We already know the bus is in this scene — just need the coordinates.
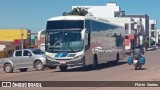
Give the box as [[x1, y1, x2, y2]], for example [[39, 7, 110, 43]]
[[44, 16, 125, 71]]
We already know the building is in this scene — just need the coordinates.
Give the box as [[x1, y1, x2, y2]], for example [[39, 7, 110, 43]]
[[72, 2, 140, 49], [156, 29, 160, 43], [73, 2, 153, 49], [149, 19, 157, 45], [123, 14, 150, 38], [0, 29, 31, 49], [104, 17, 136, 49], [72, 2, 124, 18]]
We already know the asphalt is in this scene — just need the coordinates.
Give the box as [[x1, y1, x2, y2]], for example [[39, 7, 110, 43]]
[[1, 50, 160, 90]]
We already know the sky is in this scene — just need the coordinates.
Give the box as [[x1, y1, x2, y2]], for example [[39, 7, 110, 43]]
[[0, 0, 160, 32]]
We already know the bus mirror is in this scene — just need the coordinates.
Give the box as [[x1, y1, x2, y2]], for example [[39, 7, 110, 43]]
[[81, 29, 86, 39]]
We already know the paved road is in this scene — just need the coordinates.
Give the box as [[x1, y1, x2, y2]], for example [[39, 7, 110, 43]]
[[1, 50, 160, 90]]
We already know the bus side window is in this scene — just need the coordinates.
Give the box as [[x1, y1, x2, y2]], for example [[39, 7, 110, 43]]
[[85, 31, 90, 50], [88, 33, 90, 45], [85, 32, 88, 45]]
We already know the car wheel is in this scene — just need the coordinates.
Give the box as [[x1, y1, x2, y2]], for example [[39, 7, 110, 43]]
[[4, 63, 13, 73], [59, 66, 68, 72], [19, 68, 28, 72], [34, 61, 45, 71]]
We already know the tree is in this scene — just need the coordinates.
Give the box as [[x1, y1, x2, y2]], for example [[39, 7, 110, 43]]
[[62, 12, 68, 16], [63, 7, 88, 16], [143, 38, 155, 47]]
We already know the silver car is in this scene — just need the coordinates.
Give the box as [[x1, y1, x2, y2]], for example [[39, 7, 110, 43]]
[[0, 49, 46, 73]]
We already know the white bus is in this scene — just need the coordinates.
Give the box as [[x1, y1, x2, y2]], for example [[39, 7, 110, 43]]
[[44, 16, 125, 71]]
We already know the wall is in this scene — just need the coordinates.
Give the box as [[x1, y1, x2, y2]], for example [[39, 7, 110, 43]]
[[72, 2, 121, 18], [0, 29, 29, 42]]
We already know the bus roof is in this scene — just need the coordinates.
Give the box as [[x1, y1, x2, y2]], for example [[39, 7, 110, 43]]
[[47, 16, 123, 28], [47, 16, 85, 21]]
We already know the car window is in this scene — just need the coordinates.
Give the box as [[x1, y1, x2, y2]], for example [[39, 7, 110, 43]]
[[23, 50, 31, 56], [32, 49, 44, 54], [15, 51, 22, 56]]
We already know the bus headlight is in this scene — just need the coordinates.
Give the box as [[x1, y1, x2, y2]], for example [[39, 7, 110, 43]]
[[73, 55, 83, 60]]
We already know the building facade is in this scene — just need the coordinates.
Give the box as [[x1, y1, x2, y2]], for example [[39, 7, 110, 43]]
[[0, 29, 31, 49], [72, 2, 139, 49], [72, 2, 124, 18], [104, 17, 136, 49]]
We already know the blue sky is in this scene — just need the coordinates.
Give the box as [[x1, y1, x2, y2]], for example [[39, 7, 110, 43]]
[[0, 0, 159, 32]]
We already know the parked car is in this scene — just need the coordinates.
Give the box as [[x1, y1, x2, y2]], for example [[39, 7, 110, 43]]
[[0, 48, 54, 73], [152, 45, 158, 50], [156, 43, 160, 49], [147, 47, 154, 51]]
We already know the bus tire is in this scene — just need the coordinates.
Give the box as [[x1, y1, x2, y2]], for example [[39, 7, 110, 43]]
[[111, 53, 119, 64], [59, 66, 68, 72], [115, 53, 120, 64], [93, 54, 98, 69]]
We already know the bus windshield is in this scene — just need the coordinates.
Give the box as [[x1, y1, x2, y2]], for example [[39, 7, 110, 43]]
[[46, 20, 83, 29], [46, 30, 83, 53]]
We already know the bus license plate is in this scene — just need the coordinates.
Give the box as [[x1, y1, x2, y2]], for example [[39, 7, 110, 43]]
[[60, 61, 66, 64]]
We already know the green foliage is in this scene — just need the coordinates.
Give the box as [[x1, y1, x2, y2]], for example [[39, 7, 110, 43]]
[[63, 7, 88, 16], [143, 39, 155, 47]]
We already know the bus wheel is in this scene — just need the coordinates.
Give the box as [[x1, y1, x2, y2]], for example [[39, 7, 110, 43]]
[[114, 53, 119, 64], [93, 54, 98, 69], [59, 66, 68, 72]]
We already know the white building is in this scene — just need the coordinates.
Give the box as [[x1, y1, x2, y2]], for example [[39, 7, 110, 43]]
[[104, 17, 136, 34], [72, 2, 124, 18], [72, 2, 138, 49], [156, 29, 160, 43], [104, 17, 136, 49], [123, 14, 149, 38], [149, 19, 157, 43]]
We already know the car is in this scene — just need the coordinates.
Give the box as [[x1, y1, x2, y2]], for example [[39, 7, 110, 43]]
[[0, 48, 56, 73], [152, 45, 158, 50], [147, 47, 154, 51]]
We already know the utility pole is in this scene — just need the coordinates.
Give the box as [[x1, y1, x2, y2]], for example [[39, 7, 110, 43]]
[[149, 26, 151, 47], [21, 27, 24, 49]]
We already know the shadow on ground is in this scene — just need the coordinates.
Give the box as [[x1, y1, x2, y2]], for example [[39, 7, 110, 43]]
[[130, 68, 148, 71], [54, 61, 127, 72]]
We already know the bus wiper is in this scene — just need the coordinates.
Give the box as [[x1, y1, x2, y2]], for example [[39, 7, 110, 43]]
[[53, 40, 62, 46], [67, 41, 75, 53]]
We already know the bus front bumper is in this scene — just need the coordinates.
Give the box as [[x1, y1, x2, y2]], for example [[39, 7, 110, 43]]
[[46, 58, 85, 67]]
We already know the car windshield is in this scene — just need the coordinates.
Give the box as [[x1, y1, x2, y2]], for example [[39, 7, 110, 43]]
[[45, 30, 83, 53], [31, 49, 45, 54]]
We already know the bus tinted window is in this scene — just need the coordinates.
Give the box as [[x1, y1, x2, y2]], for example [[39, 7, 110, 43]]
[[85, 20, 91, 32], [46, 20, 84, 29]]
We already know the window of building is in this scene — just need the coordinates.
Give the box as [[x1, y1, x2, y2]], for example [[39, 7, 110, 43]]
[[151, 24, 155, 30], [125, 24, 129, 34], [151, 32, 155, 37]]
